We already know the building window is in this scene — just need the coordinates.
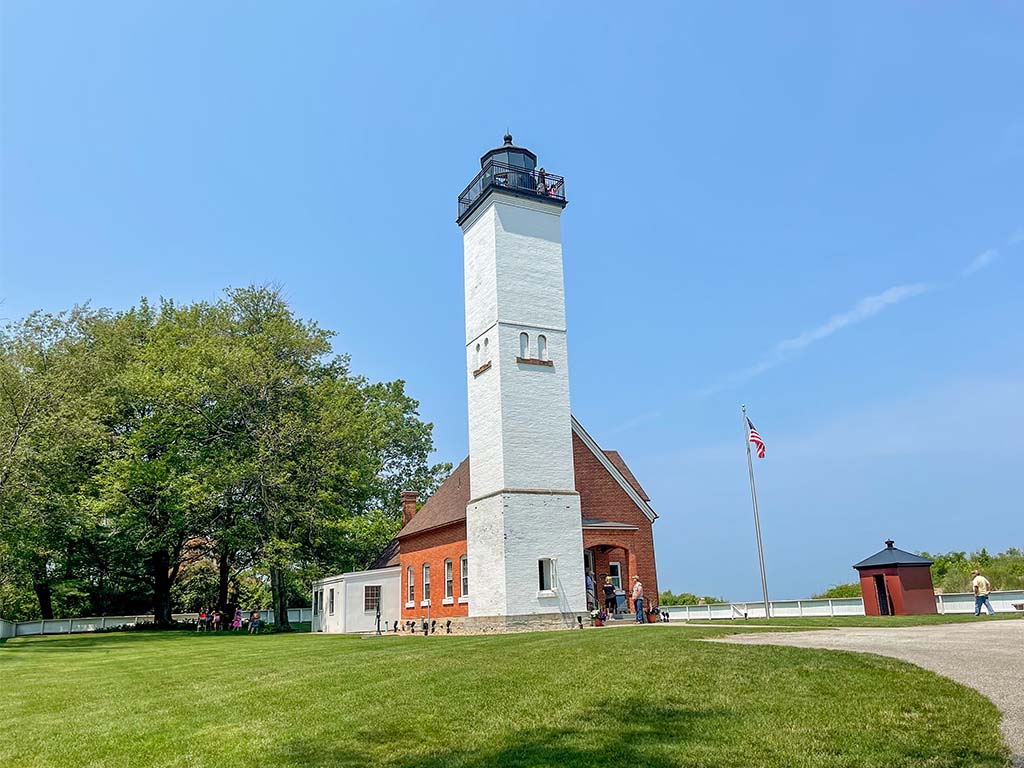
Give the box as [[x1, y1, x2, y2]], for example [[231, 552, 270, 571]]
[[313, 590, 319, 616], [483, 337, 489, 358], [475, 343, 481, 368], [538, 559, 554, 591], [537, 334, 547, 361], [609, 561, 622, 590], [460, 555, 469, 596], [445, 559, 454, 599], [423, 564, 431, 601], [407, 566, 414, 603], [364, 585, 381, 613], [328, 588, 335, 615], [519, 332, 530, 358], [318, 590, 324, 614]]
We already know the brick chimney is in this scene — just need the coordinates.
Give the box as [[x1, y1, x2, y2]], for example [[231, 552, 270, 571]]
[[401, 490, 418, 525]]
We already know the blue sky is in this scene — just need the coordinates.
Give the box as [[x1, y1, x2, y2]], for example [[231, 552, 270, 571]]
[[2, 3, 1022, 600]]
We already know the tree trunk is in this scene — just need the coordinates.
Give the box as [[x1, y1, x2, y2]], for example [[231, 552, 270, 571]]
[[217, 545, 230, 611], [33, 580, 54, 620], [151, 550, 173, 627], [270, 565, 291, 631]]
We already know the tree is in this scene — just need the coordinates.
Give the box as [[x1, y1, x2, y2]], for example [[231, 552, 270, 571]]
[[0, 308, 114, 618]]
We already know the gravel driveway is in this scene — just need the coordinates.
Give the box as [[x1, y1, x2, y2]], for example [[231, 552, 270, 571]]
[[715, 620, 1024, 767]]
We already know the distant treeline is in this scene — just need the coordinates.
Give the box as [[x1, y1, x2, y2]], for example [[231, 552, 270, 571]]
[[0, 286, 449, 626], [813, 547, 1024, 599], [658, 590, 728, 606]]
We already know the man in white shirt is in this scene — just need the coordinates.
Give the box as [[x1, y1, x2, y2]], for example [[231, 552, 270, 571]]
[[631, 576, 645, 624], [971, 570, 995, 616]]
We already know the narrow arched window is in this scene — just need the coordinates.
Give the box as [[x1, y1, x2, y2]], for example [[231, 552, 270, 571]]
[[519, 332, 529, 359], [475, 343, 481, 368], [483, 337, 489, 360], [537, 334, 547, 361]]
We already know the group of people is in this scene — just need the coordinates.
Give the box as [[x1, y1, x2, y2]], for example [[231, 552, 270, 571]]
[[585, 571, 653, 624], [195, 608, 261, 633]]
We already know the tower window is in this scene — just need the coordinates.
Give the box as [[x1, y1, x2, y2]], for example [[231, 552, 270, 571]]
[[519, 332, 530, 358], [538, 559, 555, 592], [475, 343, 481, 368], [483, 337, 489, 358], [537, 335, 547, 361]]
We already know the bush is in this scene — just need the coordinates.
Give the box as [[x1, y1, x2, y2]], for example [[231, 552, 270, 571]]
[[812, 583, 862, 599]]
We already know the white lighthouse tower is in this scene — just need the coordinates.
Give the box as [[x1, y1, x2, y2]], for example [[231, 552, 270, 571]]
[[458, 135, 586, 623]]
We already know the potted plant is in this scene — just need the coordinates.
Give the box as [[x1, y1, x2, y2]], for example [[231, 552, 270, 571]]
[[591, 608, 608, 627], [646, 605, 660, 623]]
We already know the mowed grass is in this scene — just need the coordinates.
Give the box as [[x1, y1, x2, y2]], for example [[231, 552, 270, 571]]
[[676, 613, 1024, 628], [0, 625, 1010, 768]]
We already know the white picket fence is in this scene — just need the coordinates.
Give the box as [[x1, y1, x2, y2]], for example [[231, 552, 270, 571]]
[[1, 608, 316, 638], [663, 590, 1024, 621]]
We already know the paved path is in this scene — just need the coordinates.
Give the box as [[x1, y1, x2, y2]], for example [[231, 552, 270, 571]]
[[715, 621, 1024, 767]]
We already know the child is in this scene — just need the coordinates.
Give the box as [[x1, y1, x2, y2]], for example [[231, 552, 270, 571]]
[[197, 609, 207, 632], [232, 610, 242, 631], [248, 611, 261, 634]]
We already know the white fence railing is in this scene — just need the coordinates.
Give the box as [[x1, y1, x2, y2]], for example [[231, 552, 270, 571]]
[[663, 590, 1024, 621], [1, 608, 315, 638]]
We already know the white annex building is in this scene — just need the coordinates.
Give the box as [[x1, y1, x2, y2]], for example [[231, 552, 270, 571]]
[[313, 137, 659, 633]]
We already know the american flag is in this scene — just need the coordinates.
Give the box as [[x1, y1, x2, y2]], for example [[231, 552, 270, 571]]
[[747, 418, 765, 459]]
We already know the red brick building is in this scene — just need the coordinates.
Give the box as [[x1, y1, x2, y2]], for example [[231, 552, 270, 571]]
[[371, 417, 659, 621]]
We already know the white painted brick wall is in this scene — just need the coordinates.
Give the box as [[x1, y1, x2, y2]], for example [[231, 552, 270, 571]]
[[461, 188, 585, 619]]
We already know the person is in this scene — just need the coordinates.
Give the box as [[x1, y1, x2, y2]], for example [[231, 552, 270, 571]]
[[232, 609, 242, 631], [197, 609, 207, 632], [632, 576, 645, 624], [248, 610, 261, 634], [212, 610, 221, 632], [536, 167, 547, 193], [971, 569, 995, 616], [585, 572, 596, 611], [602, 576, 617, 616]]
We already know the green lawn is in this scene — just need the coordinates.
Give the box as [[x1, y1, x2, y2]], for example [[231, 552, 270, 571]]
[[0, 625, 1010, 768], [675, 613, 1023, 628]]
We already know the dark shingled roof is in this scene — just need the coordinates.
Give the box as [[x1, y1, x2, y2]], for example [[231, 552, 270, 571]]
[[853, 540, 933, 570], [368, 537, 400, 569], [396, 458, 471, 539]]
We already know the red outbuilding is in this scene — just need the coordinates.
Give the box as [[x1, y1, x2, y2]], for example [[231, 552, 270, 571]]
[[853, 539, 936, 616]]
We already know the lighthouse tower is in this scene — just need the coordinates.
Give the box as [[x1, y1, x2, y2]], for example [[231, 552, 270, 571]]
[[457, 136, 586, 622]]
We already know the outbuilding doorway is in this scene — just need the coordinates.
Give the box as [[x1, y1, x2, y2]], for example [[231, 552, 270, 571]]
[[873, 575, 891, 616]]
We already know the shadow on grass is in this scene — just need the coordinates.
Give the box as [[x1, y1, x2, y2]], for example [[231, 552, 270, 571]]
[[271, 698, 731, 768], [0, 630, 289, 652]]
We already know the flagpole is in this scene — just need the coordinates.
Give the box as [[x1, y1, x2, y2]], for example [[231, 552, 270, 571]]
[[742, 404, 771, 620]]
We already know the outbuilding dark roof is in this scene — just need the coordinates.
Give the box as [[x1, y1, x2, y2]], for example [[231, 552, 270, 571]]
[[853, 540, 933, 570]]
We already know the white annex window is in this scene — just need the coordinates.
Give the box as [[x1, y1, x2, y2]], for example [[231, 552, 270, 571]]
[[519, 331, 530, 358], [364, 585, 381, 613], [313, 590, 319, 616], [460, 555, 469, 596], [537, 334, 547, 361], [328, 588, 335, 615], [318, 590, 324, 614], [609, 562, 622, 590], [444, 559, 454, 599], [423, 564, 431, 601], [538, 558, 555, 592], [407, 566, 414, 602]]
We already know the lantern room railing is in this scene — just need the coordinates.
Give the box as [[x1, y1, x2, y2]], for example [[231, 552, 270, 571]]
[[457, 160, 566, 222]]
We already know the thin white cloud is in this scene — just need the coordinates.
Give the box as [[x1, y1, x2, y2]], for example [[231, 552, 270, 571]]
[[1009, 228, 1024, 246], [695, 283, 931, 396], [962, 248, 998, 276], [775, 284, 931, 354]]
